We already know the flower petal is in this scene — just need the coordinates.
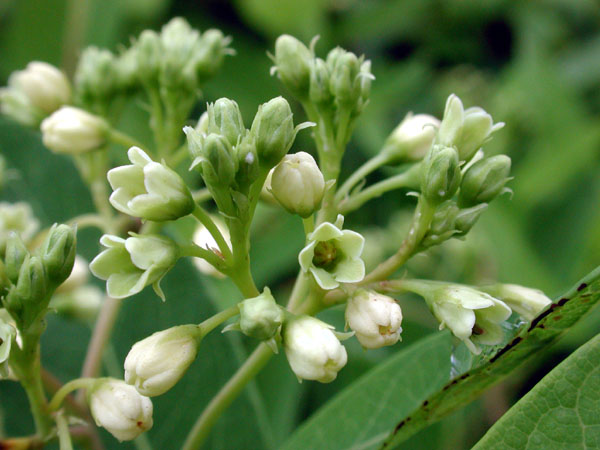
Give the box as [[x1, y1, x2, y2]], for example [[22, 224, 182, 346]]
[[336, 230, 364, 258], [332, 257, 365, 284], [309, 267, 339, 290], [309, 222, 343, 242]]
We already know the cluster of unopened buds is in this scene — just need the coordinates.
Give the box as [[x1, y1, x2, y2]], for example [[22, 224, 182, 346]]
[[0, 19, 553, 447]]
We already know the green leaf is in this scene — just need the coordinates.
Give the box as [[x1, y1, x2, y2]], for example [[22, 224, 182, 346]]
[[381, 265, 600, 449], [281, 331, 453, 450], [473, 333, 600, 450]]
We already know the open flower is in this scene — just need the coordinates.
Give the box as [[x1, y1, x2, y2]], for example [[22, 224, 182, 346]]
[[89, 234, 179, 300], [299, 215, 365, 290], [345, 290, 403, 349], [283, 315, 347, 383], [108, 147, 194, 222], [407, 282, 512, 354]]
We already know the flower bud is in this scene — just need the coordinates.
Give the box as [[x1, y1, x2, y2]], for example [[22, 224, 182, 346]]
[[309, 58, 332, 107], [74, 47, 120, 105], [274, 35, 312, 99], [382, 113, 440, 162], [40, 223, 76, 285], [238, 287, 284, 341], [459, 155, 511, 207], [187, 131, 238, 188], [0, 202, 39, 255], [124, 324, 200, 397], [329, 51, 361, 106], [195, 111, 209, 134], [270, 152, 325, 218], [88, 378, 153, 441], [90, 233, 179, 300], [283, 315, 347, 383], [10, 62, 71, 114], [437, 94, 464, 148], [194, 29, 231, 82], [251, 97, 295, 167], [346, 290, 403, 349], [207, 98, 245, 147], [5, 233, 29, 284], [480, 283, 552, 322], [420, 201, 459, 248], [235, 134, 260, 187], [421, 145, 461, 204], [454, 203, 488, 236], [108, 147, 194, 221], [135, 30, 162, 86], [41, 107, 108, 155], [6, 255, 49, 330]]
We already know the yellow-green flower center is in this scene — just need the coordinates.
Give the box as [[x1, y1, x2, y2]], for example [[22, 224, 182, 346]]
[[313, 241, 339, 270]]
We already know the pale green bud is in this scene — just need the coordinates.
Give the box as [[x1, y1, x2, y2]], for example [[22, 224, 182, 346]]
[[454, 203, 488, 236], [195, 111, 209, 134], [40, 223, 76, 285], [309, 58, 332, 107], [74, 47, 119, 105], [382, 113, 440, 162], [9, 62, 71, 114], [55, 255, 88, 294], [135, 30, 162, 85], [6, 255, 49, 330], [480, 283, 552, 322], [0, 202, 39, 255], [274, 35, 312, 99], [346, 290, 402, 349], [160, 17, 198, 53], [270, 151, 325, 218], [421, 145, 461, 204], [251, 97, 295, 167], [357, 60, 373, 111], [89, 233, 179, 300], [459, 155, 511, 207], [421, 201, 459, 248], [41, 107, 109, 155], [283, 315, 347, 383], [235, 134, 259, 188], [108, 147, 194, 222], [194, 29, 231, 82], [238, 287, 284, 341], [207, 98, 245, 147], [329, 51, 361, 106], [187, 131, 238, 188], [88, 378, 153, 441], [4, 233, 29, 283], [124, 324, 200, 397], [437, 94, 464, 147], [455, 107, 503, 162]]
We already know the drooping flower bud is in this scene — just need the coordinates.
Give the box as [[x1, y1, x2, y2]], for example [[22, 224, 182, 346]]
[[459, 155, 511, 207], [124, 324, 200, 397], [10, 62, 71, 114], [40, 223, 76, 285], [89, 234, 179, 300], [299, 215, 365, 290], [345, 290, 403, 349], [480, 283, 552, 322], [283, 315, 347, 383], [251, 97, 295, 168], [421, 145, 461, 204], [270, 152, 325, 218], [108, 147, 194, 221], [88, 378, 153, 441], [41, 106, 108, 155], [382, 113, 440, 162], [207, 98, 246, 147], [273, 35, 312, 99], [237, 287, 284, 341]]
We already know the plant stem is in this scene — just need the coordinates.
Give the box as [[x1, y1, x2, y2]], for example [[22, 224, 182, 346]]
[[338, 163, 422, 214], [49, 378, 96, 412], [108, 129, 147, 153], [192, 188, 213, 204], [192, 205, 233, 262], [302, 215, 315, 236], [334, 153, 389, 204], [55, 410, 74, 450], [61, 0, 90, 76], [360, 197, 435, 284], [199, 306, 239, 336], [181, 343, 273, 450], [77, 296, 121, 403]]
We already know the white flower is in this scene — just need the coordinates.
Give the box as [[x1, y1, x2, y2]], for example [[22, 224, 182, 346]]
[[192, 219, 230, 278], [124, 325, 199, 397], [298, 215, 365, 290], [11, 62, 71, 113], [346, 290, 403, 349], [41, 106, 107, 154], [283, 315, 347, 383], [270, 151, 325, 217], [384, 113, 440, 161], [108, 147, 194, 221], [480, 283, 552, 322], [88, 379, 153, 441]]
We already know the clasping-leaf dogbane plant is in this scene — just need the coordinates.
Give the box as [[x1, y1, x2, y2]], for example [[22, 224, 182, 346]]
[[0, 18, 588, 450]]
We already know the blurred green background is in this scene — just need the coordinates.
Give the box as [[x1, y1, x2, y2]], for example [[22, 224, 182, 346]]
[[0, 0, 599, 449]]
